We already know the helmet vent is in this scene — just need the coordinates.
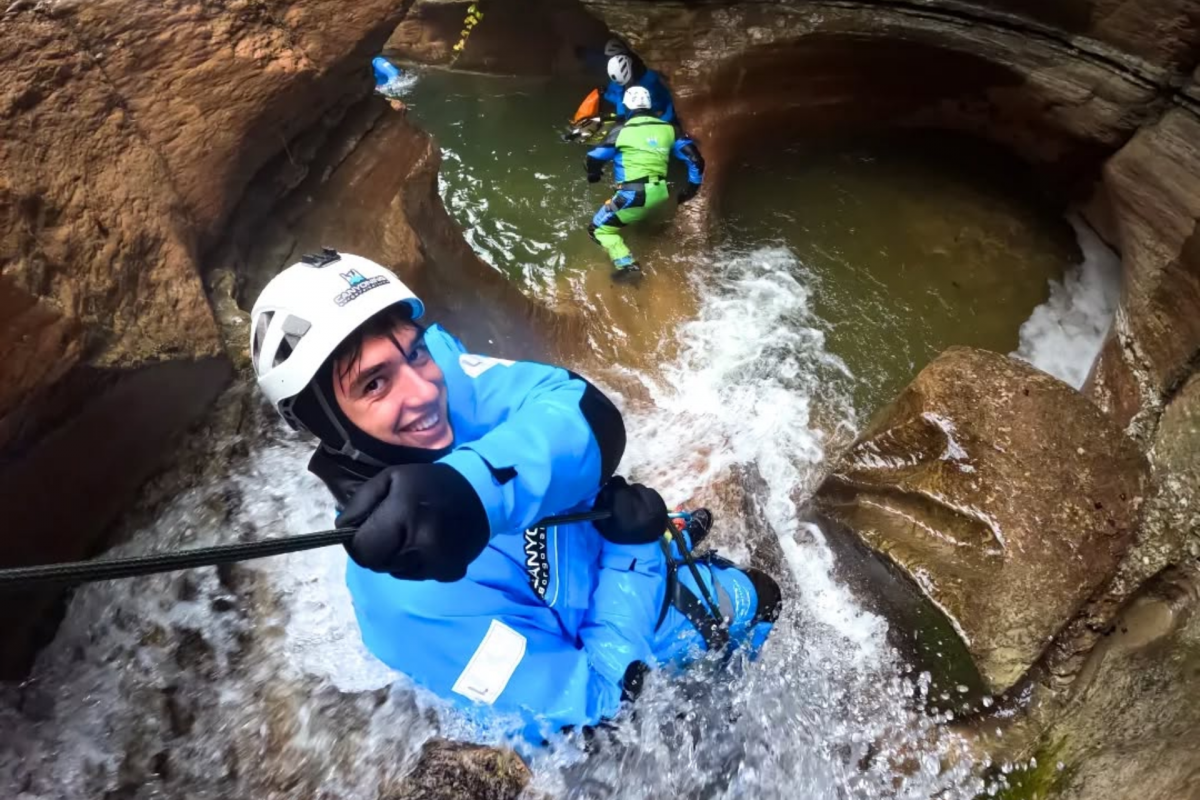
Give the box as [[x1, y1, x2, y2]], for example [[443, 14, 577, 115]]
[[252, 311, 274, 363], [274, 336, 294, 367]]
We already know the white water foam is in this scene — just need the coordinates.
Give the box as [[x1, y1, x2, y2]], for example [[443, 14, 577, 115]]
[[526, 247, 982, 798], [1013, 215, 1121, 388], [229, 441, 400, 693], [615, 246, 878, 646], [375, 71, 419, 101]]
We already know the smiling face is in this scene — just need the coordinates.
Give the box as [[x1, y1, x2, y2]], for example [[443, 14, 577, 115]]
[[331, 319, 453, 450]]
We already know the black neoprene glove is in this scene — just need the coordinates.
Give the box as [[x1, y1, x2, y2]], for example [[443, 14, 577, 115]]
[[676, 182, 701, 204], [591, 476, 669, 545], [587, 172, 603, 184], [337, 463, 489, 582]]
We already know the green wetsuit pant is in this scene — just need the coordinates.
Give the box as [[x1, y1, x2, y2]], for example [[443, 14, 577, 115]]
[[588, 178, 670, 268]]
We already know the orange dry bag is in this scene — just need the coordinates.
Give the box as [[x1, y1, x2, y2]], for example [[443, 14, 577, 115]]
[[571, 89, 601, 125]]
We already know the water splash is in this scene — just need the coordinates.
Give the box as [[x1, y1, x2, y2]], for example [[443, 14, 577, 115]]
[[523, 246, 983, 798], [1013, 215, 1121, 388], [375, 70, 419, 101], [0, 247, 986, 800]]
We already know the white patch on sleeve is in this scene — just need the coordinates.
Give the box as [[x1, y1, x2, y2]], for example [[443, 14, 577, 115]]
[[459, 353, 515, 378], [451, 620, 527, 705]]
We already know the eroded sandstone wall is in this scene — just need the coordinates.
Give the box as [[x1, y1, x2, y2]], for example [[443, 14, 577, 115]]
[[0, 0, 414, 677]]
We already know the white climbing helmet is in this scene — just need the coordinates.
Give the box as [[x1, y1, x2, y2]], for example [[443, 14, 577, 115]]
[[623, 85, 652, 111], [249, 249, 425, 429], [607, 54, 634, 86], [604, 37, 630, 57]]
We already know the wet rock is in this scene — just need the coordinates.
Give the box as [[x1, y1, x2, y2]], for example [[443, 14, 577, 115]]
[[162, 686, 196, 738], [1047, 368, 1200, 678], [1141, 371, 1200, 571], [386, 739, 530, 800], [387, 0, 607, 75], [172, 628, 218, 682], [1086, 109, 1200, 430], [1, 0, 412, 678], [813, 347, 1149, 694], [985, 564, 1200, 800]]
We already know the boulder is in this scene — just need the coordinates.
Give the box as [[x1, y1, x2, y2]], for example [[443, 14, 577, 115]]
[[814, 347, 1148, 694], [988, 564, 1200, 800]]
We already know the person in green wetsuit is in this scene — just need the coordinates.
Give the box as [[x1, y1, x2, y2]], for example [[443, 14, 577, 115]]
[[586, 86, 706, 279]]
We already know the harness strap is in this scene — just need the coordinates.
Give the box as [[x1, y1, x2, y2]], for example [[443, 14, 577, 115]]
[[654, 540, 733, 652], [671, 579, 731, 652], [619, 176, 665, 191]]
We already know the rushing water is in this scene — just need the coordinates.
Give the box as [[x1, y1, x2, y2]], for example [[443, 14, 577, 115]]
[[0, 68, 1121, 799]]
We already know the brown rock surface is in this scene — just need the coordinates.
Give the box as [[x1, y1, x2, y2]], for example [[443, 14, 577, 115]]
[[0, 0, 412, 677], [386, 739, 530, 800], [1048, 564, 1200, 800], [814, 348, 1149, 693], [575, 0, 1166, 211], [0, 14, 223, 439], [1087, 108, 1200, 428], [975, 564, 1200, 800], [1, 13, 232, 675], [582, 0, 1200, 77], [1041, 363, 1200, 682], [386, 0, 606, 75], [56, 0, 416, 247], [1143, 372, 1200, 563]]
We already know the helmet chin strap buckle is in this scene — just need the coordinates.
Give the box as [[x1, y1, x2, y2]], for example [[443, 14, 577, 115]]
[[337, 442, 387, 468]]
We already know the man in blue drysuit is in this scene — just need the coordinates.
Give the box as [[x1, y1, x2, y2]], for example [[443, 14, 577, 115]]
[[603, 52, 676, 123], [249, 249, 781, 745]]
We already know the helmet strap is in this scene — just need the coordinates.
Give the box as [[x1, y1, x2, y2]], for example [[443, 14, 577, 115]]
[[311, 379, 388, 468]]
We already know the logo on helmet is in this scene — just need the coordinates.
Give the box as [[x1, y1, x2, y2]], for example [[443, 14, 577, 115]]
[[333, 270, 389, 307]]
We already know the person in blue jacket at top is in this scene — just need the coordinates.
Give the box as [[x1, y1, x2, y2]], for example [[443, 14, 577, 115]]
[[603, 52, 676, 123], [249, 249, 781, 746], [372, 55, 409, 112]]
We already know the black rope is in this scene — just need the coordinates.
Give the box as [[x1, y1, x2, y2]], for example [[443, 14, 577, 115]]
[[0, 509, 613, 590]]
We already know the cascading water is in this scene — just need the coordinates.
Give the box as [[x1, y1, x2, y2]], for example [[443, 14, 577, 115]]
[[1012, 215, 1122, 389], [0, 69, 1119, 800], [0, 247, 988, 800]]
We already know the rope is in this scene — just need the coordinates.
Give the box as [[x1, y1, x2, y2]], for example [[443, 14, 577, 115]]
[[0, 509, 613, 590]]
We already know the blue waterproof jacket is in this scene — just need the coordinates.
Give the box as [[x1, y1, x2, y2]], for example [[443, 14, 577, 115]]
[[585, 115, 705, 185], [372, 56, 402, 88], [323, 326, 769, 743], [603, 69, 676, 122]]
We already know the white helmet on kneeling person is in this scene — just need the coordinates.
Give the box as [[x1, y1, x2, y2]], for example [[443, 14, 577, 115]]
[[623, 85, 652, 112], [607, 54, 634, 86]]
